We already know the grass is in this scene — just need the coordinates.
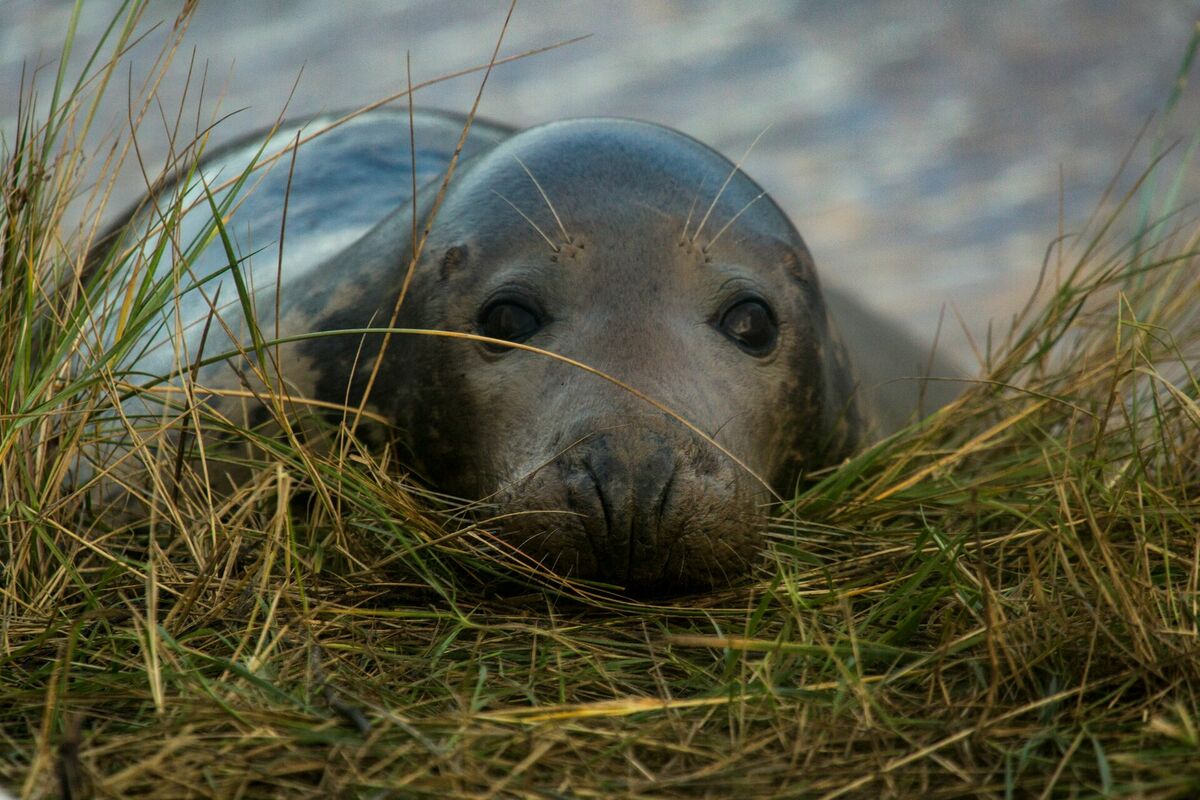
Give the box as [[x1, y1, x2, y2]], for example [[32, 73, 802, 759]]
[[2, 3, 1199, 797]]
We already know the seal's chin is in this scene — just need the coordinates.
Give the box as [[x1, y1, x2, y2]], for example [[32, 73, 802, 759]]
[[485, 431, 769, 594]]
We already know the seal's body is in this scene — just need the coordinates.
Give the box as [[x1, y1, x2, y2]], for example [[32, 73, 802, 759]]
[[95, 109, 958, 591]]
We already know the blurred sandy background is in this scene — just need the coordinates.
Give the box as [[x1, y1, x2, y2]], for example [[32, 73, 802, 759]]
[[3, 1, 1198, 364]]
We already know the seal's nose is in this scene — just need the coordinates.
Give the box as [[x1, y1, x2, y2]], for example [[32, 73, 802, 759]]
[[563, 431, 676, 587], [493, 414, 763, 593]]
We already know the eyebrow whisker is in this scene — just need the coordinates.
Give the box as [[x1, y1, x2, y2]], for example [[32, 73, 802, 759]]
[[691, 123, 772, 245], [680, 179, 704, 245], [513, 154, 572, 245], [492, 189, 560, 252], [703, 191, 765, 252]]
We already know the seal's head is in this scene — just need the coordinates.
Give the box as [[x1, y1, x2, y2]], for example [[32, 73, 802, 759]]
[[391, 119, 862, 592]]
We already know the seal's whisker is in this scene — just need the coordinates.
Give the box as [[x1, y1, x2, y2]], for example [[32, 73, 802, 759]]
[[680, 180, 705, 244], [710, 409, 748, 441], [703, 191, 766, 252], [691, 123, 772, 244], [512, 154, 571, 245], [491, 189, 559, 252]]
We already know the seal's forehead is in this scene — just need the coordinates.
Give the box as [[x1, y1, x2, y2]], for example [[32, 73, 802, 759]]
[[443, 118, 802, 248]]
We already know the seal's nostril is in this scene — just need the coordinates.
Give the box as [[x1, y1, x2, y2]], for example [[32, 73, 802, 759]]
[[579, 451, 636, 585]]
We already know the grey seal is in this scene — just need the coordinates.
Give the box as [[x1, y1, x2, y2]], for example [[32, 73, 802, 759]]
[[91, 108, 959, 592]]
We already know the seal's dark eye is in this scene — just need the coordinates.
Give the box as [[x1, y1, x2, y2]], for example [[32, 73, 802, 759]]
[[719, 298, 777, 355], [479, 300, 541, 350]]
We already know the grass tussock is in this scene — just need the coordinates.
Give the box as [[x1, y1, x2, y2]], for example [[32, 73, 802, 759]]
[[2, 4, 1200, 798]]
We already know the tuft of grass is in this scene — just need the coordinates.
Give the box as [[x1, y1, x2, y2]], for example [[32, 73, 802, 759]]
[[2, 3, 1199, 798]]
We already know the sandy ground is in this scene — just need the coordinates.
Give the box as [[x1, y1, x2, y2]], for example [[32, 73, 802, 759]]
[[2, 0, 1198, 365]]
